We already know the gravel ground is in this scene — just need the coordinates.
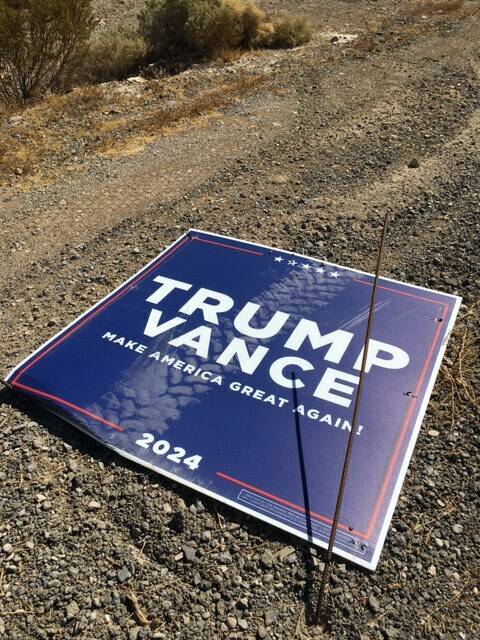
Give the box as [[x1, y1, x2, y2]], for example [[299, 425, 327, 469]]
[[1, 2, 479, 639]]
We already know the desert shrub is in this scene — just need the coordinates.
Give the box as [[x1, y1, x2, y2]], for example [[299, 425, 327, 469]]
[[269, 16, 313, 49], [86, 28, 147, 83], [138, 0, 311, 63], [0, 0, 96, 103]]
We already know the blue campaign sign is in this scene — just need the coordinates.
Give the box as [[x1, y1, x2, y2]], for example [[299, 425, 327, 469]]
[[5, 230, 461, 569]]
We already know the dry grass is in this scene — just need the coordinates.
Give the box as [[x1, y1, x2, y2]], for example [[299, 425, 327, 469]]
[[436, 300, 480, 427], [98, 74, 266, 155], [410, 0, 465, 17], [0, 74, 266, 183]]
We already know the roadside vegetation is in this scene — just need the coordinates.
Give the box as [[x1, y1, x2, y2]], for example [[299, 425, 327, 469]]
[[0, 0, 312, 103], [138, 0, 312, 65], [0, 0, 95, 102]]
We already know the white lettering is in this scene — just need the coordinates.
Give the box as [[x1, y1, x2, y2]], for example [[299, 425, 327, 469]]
[[354, 340, 410, 373], [144, 309, 186, 338], [169, 326, 212, 358], [234, 302, 289, 339], [179, 288, 234, 325], [147, 275, 192, 305], [269, 356, 314, 389], [285, 319, 353, 364], [216, 338, 269, 375], [313, 368, 359, 408]]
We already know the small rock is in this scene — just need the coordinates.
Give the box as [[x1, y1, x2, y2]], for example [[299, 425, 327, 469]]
[[238, 619, 248, 630], [88, 500, 101, 511], [163, 503, 172, 515], [257, 626, 268, 639], [368, 593, 381, 613], [15, 167, 23, 176], [271, 174, 289, 185], [226, 616, 237, 629], [201, 530, 212, 543], [66, 600, 80, 619], [428, 429, 440, 437], [117, 567, 132, 583], [278, 546, 295, 562], [182, 546, 196, 563], [260, 549, 274, 569], [428, 565, 437, 577], [2, 543, 13, 554], [408, 158, 420, 169], [264, 609, 278, 625], [129, 627, 143, 640], [452, 524, 463, 534]]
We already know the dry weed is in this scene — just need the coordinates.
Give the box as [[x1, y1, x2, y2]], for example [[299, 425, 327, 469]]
[[437, 300, 480, 426], [410, 0, 465, 17], [0, 74, 266, 181], [99, 74, 266, 154]]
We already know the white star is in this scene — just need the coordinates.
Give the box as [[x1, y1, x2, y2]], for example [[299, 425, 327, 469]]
[[316, 267, 325, 274], [301, 264, 311, 270], [288, 260, 297, 266], [330, 271, 340, 278], [274, 256, 284, 262]]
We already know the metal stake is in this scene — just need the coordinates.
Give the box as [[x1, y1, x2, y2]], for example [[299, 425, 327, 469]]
[[314, 213, 389, 623]]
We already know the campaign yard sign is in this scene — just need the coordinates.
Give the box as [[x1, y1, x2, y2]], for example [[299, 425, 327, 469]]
[[5, 230, 461, 569]]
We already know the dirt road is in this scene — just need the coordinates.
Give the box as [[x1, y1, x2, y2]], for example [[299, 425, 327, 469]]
[[1, 2, 479, 639]]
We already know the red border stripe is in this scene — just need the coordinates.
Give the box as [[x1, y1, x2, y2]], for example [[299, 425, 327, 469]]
[[192, 236, 264, 256], [366, 302, 449, 536], [353, 278, 449, 306], [13, 382, 124, 432], [216, 471, 367, 538]]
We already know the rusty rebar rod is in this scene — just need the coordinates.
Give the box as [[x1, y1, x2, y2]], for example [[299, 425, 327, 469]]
[[314, 213, 389, 623]]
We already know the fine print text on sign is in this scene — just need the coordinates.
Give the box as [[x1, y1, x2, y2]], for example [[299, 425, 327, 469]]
[[6, 230, 461, 569]]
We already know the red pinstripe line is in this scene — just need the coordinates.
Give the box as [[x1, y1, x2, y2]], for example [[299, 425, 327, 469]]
[[12, 236, 191, 384], [354, 278, 448, 306], [366, 303, 449, 537], [216, 471, 368, 538], [192, 236, 264, 256], [12, 382, 124, 432]]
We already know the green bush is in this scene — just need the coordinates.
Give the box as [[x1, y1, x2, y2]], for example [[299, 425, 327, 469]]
[[0, 0, 96, 102], [138, 0, 311, 63], [86, 28, 147, 83]]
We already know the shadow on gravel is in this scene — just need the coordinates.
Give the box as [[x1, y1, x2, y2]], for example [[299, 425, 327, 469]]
[[0, 383, 369, 627], [289, 374, 374, 627]]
